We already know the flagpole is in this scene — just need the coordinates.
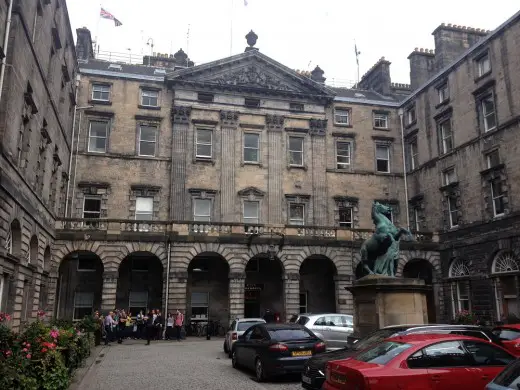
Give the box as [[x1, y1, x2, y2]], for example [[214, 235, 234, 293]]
[[229, 0, 234, 56], [95, 3, 102, 55]]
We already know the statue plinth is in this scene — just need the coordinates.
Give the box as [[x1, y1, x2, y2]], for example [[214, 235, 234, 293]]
[[347, 275, 429, 339]]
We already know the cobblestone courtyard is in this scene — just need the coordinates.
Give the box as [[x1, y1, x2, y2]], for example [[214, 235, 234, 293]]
[[77, 339, 302, 390]]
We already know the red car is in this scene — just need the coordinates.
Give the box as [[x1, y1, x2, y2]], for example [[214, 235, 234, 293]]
[[323, 334, 516, 390], [493, 324, 520, 356]]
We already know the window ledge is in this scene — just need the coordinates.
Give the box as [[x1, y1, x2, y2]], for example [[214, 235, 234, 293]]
[[480, 163, 505, 176], [242, 161, 263, 167], [333, 123, 353, 128], [138, 105, 161, 111], [435, 98, 450, 109], [439, 182, 459, 192], [482, 127, 500, 138], [474, 71, 492, 83], [404, 120, 417, 130], [374, 171, 392, 175], [287, 164, 307, 171], [373, 127, 390, 131], [88, 99, 112, 106], [194, 157, 215, 165], [136, 154, 159, 160]]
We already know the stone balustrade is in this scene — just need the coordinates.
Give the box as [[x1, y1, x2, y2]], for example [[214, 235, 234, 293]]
[[54, 218, 437, 243]]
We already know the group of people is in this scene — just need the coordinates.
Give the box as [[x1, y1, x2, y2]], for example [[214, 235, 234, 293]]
[[97, 309, 184, 346]]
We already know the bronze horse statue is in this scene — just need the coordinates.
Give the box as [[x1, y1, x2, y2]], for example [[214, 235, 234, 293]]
[[360, 201, 413, 276]]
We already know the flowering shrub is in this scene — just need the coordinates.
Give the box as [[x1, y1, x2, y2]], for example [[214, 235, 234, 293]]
[[0, 311, 95, 390], [455, 310, 477, 324]]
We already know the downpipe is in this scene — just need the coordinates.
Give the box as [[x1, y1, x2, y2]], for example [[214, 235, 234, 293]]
[[64, 76, 80, 217], [399, 109, 411, 230], [164, 238, 171, 339], [0, 0, 14, 103]]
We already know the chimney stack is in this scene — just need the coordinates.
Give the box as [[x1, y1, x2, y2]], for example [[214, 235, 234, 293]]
[[408, 48, 435, 90], [75, 27, 94, 61], [357, 57, 392, 95], [310, 66, 326, 84], [432, 23, 489, 70]]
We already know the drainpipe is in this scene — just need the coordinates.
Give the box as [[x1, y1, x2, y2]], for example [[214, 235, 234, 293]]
[[0, 0, 14, 103], [163, 238, 171, 337], [64, 75, 81, 218], [398, 108, 410, 230]]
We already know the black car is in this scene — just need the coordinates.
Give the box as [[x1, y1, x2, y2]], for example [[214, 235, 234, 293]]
[[301, 323, 504, 390], [231, 323, 326, 382]]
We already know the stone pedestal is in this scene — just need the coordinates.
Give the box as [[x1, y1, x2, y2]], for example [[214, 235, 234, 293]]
[[347, 275, 429, 338]]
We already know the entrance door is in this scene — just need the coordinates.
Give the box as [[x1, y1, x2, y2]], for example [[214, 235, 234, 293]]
[[245, 289, 260, 318]]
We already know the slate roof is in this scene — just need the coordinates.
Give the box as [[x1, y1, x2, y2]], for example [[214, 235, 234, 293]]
[[331, 87, 408, 106], [78, 58, 167, 82]]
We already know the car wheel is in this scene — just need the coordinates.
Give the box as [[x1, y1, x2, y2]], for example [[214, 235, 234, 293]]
[[223, 340, 228, 353], [255, 358, 267, 382], [228, 348, 233, 359], [231, 350, 239, 369]]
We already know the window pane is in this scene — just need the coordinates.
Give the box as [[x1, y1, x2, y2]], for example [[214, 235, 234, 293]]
[[139, 141, 156, 156], [197, 129, 212, 144], [337, 141, 350, 156], [90, 121, 108, 137], [422, 341, 471, 367], [196, 144, 212, 157], [136, 197, 153, 212], [194, 199, 211, 219], [463, 340, 514, 366], [243, 201, 259, 219], [355, 341, 412, 365], [140, 126, 157, 142], [289, 151, 303, 165], [74, 292, 94, 307], [376, 145, 389, 159], [289, 137, 303, 151], [268, 328, 314, 341], [244, 149, 258, 162], [339, 207, 352, 227], [377, 160, 389, 173], [84, 198, 101, 212], [244, 133, 259, 148], [191, 292, 209, 305]]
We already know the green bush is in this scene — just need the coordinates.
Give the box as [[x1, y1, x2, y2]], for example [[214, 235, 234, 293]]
[[0, 311, 94, 390]]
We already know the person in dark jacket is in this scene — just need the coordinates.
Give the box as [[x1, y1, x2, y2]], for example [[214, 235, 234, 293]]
[[145, 310, 156, 345], [155, 310, 164, 340], [263, 309, 275, 323]]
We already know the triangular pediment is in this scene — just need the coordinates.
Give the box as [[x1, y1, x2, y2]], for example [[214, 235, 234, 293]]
[[166, 50, 335, 98]]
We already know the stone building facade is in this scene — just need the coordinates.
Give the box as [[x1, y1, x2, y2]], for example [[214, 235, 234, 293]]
[[403, 12, 520, 323], [0, 0, 78, 330], [46, 28, 441, 328]]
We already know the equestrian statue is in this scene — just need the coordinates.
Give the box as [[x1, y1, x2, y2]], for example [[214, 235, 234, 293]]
[[360, 201, 413, 277]]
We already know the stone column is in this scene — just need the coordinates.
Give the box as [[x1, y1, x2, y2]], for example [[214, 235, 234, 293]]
[[101, 271, 118, 311], [171, 106, 192, 220], [266, 115, 284, 224], [310, 119, 328, 225], [220, 111, 239, 222], [170, 271, 188, 314], [229, 272, 245, 321], [284, 272, 300, 321], [335, 274, 354, 314]]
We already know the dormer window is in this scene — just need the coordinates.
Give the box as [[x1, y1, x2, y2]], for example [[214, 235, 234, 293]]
[[108, 63, 122, 71]]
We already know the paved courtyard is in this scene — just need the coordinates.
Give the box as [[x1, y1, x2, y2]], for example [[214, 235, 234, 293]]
[[77, 338, 302, 390]]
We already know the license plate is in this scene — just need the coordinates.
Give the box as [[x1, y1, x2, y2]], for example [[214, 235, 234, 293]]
[[302, 374, 312, 384], [292, 350, 312, 357], [332, 373, 346, 384]]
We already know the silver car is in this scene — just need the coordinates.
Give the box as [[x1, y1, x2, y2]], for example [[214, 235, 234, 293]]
[[223, 318, 265, 357], [295, 313, 353, 350]]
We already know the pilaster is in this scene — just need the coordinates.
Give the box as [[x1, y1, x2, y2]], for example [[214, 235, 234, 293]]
[[266, 114, 284, 224], [170, 271, 188, 313], [310, 119, 328, 225], [101, 271, 118, 311], [220, 111, 239, 222], [334, 274, 354, 314], [171, 106, 192, 220], [229, 272, 245, 321], [284, 272, 300, 320]]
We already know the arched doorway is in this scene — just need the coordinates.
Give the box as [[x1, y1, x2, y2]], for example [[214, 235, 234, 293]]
[[187, 252, 229, 326], [56, 250, 103, 320], [491, 251, 520, 323], [29, 235, 38, 266], [116, 252, 163, 316], [403, 259, 436, 322], [299, 255, 337, 313], [244, 254, 284, 319]]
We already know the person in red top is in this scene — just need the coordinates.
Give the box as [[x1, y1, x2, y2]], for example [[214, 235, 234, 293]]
[[174, 310, 184, 341]]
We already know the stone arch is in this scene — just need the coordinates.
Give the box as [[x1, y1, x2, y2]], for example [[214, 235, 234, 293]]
[[299, 254, 338, 313], [294, 246, 343, 273], [489, 250, 520, 322], [52, 241, 106, 277], [396, 251, 442, 282], [172, 242, 233, 273], [29, 235, 39, 266], [239, 244, 287, 274], [490, 250, 520, 275], [112, 242, 168, 270]]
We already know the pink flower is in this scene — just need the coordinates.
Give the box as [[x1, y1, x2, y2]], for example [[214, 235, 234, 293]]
[[50, 329, 59, 339], [41, 348, 48, 353], [6, 350, 12, 356], [22, 348, 28, 352], [26, 343, 30, 348], [26, 354, 31, 359]]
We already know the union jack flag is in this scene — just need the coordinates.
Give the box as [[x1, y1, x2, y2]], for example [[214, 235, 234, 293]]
[[100, 8, 122, 27]]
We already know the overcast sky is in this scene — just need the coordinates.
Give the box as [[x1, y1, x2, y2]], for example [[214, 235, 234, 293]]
[[66, 1, 519, 88]]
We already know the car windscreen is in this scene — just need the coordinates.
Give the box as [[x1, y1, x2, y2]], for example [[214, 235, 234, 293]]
[[297, 316, 310, 326], [353, 329, 403, 351], [493, 327, 520, 341], [268, 328, 315, 341], [237, 321, 263, 331], [354, 341, 412, 365], [493, 359, 520, 387]]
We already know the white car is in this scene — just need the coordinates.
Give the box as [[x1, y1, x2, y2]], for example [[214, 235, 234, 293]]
[[223, 318, 265, 357]]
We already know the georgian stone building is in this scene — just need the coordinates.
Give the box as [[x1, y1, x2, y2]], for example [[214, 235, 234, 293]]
[[48, 28, 441, 327], [0, 1, 78, 330], [403, 12, 520, 323]]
